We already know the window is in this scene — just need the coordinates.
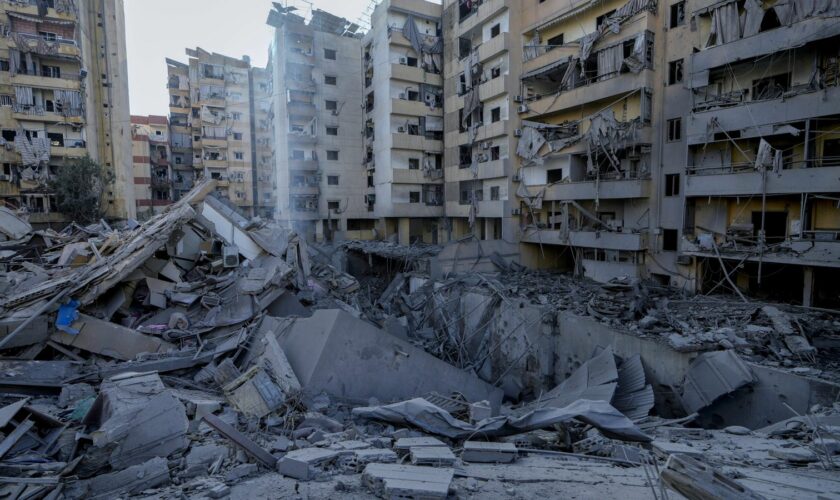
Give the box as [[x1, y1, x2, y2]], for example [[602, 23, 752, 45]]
[[546, 34, 564, 47], [0, 95, 11, 107], [367, 175, 374, 187], [325, 100, 337, 111], [155, 130, 162, 136], [408, 158, 420, 170], [490, 23, 501, 38], [325, 75, 337, 85], [596, 10, 616, 29], [491, 107, 501, 123], [291, 150, 304, 160], [327, 200, 340, 211], [666, 118, 681, 142], [752, 73, 790, 100], [231, 112, 242, 120], [491, 66, 501, 79], [175, 156, 182, 165], [327, 150, 339, 160], [406, 56, 418, 67], [670, 1, 685, 28], [39, 31, 57, 41], [0, 60, 8, 72], [665, 173, 680, 196], [326, 126, 338, 136], [663, 229, 679, 251], [194, 135, 200, 141], [327, 175, 339, 185], [409, 191, 420, 203], [324, 48, 337, 60], [1, 130, 15, 141], [42, 65, 60, 78], [233, 132, 243, 140], [490, 186, 500, 200], [490, 146, 500, 161], [234, 152, 244, 160], [668, 59, 683, 85], [47, 132, 63, 147]]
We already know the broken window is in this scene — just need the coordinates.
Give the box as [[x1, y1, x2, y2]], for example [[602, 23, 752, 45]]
[[42, 65, 61, 78], [0, 59, 8, 72], [491, 66, 501, 79], [490, 186, 500, 200], [752, 73, 790, 101], [326, 126, 338, 136], [547, 34, 564, 47], [459, 145, 472, 168], [670, 1, 685, 28], [491, 107, 501, 123], [324, 48, 337, 60], [328, 200, 340, 211], [325, 75, 337, 85], [665, 173, 680, 196], [666, 118, 681, 142], [327, 175, 339, 185], [325, 100, 337, 111], [668, 59, 683, 85], [596, 10, 616, 29], [409, 191, 420, 203], [409, 158, 420, 170], [47, 132, 63, 147], [327, 150, 339, 160], [490, 146, 500, 161], [234, 152, 244, 160], [233, 132, 243, 140], [490, 24, 501, 38]]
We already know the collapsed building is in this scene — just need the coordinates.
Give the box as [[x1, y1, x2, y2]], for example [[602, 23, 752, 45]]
[[0, 179, 838, 498]]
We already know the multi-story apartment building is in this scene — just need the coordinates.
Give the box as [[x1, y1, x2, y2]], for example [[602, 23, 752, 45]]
[[676, 0, 840, 307], [130, 115, 172, 218], [442, 0, 520, 242], [363, 0, 446, 245], [251, 66, 275, 218], [0, 0, 133, 224], [165, 57, 195, 202], [165, 48, 261, 216], [267, 7, 376, 241]]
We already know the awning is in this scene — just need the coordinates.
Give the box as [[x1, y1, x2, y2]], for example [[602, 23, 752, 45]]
[[521, 56, 572, 80], [7, 11, 77, 25]]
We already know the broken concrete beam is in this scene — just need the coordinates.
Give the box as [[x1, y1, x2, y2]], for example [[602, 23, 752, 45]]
[[83, 372, 188, 469], [769, 447, 819, 463], [223, 365, 286, 418], [298, 412, 343, 433], [225, 463, 258, 482], [361, 463, 453, 499], [201, 413, 277, 468], [409, 446, 456, 466], [0, 316, 50, 349], [51, 313, 174, 361], [461, 441, 517, 463], [651, 440, 704, 460], [660, 454, 765, 500], [276, 448, 339, 481], [279, 309, 503, 410]]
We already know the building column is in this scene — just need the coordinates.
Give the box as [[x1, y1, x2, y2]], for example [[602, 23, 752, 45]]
[[398, 218, 411, 246], [315, 219, 324, 243], [802, 266, 814, 307]]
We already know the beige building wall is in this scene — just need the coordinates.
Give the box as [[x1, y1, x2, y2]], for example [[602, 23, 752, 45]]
[[0, 0, 134, 225]]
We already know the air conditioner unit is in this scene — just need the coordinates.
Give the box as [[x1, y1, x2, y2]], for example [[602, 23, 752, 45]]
[[512, 173, 522, 182], [514, 128, 522, 137], [513, 95, 523, 103], [222, 245, 240, 268], [511, 208, 521, 215], [517, 104, 529, 113], [481, 142, 490, 150], [399, 92, 407, 99], [397, 126, 406, 133], [399, 57, 407, 64]]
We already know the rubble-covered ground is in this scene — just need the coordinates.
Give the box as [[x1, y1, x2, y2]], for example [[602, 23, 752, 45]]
[[0, 181, 838, 499]]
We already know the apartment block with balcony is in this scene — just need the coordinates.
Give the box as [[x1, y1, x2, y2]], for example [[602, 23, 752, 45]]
[[0, 0, 134, 224], [166, 57, 195, 201], [442, 0, 520, 243], [251, 66, 274, 218], [678, 0, 840, 308], [362, 0, 445, 245], [509, 0, 664, 283], [267, 7, 376, 242], [131, 115, 173, 218]]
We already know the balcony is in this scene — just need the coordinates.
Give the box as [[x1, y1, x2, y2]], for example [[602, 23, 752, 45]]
[[477, 199, 505, 217], [287, 100, 316, 116], [477, 32, 510, 64], [457, 0, 509, 34], [391, 133, 443, 152], [524, 70, 654, 119], [522, 44, 579, 75], [520, 228, 647, 250], [686, 163, 840, 197], [686, 85, 840, 146], [444, 75, 511, 114], [50, 145, 86, 158], [391, 168, 443, 184], [287, 133, 316, 145], [202, 136, 227, 148], [390, 63, 443, 86], [11, 70, 81, 90], [12, 104, 83, 123], [7, 33, 80, 58], [691, 16, 840, 77], [457, 120, 508, 144], [4, 0, 77, 21], [391, 98, 442, 117], [448, 158, 510, 182], [290, 185, 320, 196], [286, 50, 314, 66], [389, 203, 444, 218], [544, 177, 651, 201], [682, 238, 840, 269], [288, 159, 318, 171]]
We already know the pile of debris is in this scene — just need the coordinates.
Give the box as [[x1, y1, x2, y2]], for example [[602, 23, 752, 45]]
[[0, 185, 837, 498]]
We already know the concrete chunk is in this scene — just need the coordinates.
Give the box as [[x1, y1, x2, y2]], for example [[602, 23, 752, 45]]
[[394, 437, 446, 451], [276, 448, 339, 480], [83, 456, 170, 499], [362, 463, 453, 499], [409, 446, 456, 466], [52, 313, 174, 361], [461, 441, 517, 463]]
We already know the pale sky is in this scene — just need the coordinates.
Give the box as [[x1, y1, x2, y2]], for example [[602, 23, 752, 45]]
[[125, 0, 375, 117]]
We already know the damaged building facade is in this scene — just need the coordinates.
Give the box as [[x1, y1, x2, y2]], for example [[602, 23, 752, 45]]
[[266, 7, 377, 242], [362, 0, 447, 244], [0, 0, 134, 223], [130, 115, 173, 218]]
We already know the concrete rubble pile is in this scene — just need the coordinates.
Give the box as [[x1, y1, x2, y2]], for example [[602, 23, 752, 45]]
[[0, 198, 838, 499]]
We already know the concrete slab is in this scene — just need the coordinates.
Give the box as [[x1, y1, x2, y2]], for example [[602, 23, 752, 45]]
[[410, 446, 456, 466], [362, 463, 453, 499], [276, 448, 339, 480], [462, 441, 517, 463], [394, 437, 446, 451], [52, 313, 174, 361]]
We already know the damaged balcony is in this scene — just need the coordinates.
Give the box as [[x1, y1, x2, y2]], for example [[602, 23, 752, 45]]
[[391, 133, 443, 152], [448, 157, 510, 182], [288, 159, 318, 171], [457, 0, 509, 34], [521, 227, 647, 251], [686, 161, 840, 197], [390, 63, 443, 85]]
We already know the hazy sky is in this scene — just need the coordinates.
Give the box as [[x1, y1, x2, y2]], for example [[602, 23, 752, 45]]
[[125, 0, 375, 117]]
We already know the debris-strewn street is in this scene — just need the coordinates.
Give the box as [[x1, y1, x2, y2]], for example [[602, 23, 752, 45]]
[[0, 180, 838, 499]]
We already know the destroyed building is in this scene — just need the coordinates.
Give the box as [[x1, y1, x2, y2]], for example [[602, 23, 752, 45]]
[[0, 0, 134, 223]]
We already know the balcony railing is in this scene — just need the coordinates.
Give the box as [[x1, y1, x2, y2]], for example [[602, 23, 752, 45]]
[[13, 68, 80, 80], [523, 44, 567, 62], [10, 32, 77, 47], [687, 157, 840, 176]]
